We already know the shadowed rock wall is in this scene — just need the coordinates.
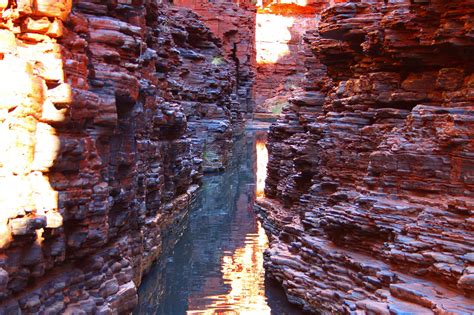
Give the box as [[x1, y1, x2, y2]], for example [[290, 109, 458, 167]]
[[0, 0, 239, 312], [174, 0, 257, 118], [258, 0, 474, 313]]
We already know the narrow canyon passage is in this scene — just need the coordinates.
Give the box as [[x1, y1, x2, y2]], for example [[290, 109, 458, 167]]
[[135, 130, 304, 314], [0, 0, 473, 313]]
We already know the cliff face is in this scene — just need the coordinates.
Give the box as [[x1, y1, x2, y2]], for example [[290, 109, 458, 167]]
[[174, 0, 257, 117], [174, 0, 326, 115], [254, 3, 320, 111], [258, 0, 474, 313], [0, 0, 239, 312]]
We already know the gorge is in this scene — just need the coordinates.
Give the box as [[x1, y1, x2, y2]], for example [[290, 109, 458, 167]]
[[0, 0, 473, 314]]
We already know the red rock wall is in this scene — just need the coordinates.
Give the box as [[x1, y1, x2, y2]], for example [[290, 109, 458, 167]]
[[0, 0, 239, 312], [258, 0, 474, 313], [255, 10, 317, 110], [174, 0, 332, 114], [254, 1, 345, 112], [174, 0, 257, 116]]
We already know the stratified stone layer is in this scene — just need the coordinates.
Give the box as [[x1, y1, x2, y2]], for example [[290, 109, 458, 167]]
[[258, 0, 474, 313], [0, 0, 239, 312], [254, 4, 319, 111], [175, 0, 257, 119]]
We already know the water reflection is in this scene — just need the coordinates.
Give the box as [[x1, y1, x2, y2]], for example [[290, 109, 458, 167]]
[[135, 131, 303, 315], [256, 137, 268, 199], [190, 221, 270, 314]]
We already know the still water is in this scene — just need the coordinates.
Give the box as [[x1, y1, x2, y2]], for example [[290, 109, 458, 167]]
[[135, 131, 304, 315]]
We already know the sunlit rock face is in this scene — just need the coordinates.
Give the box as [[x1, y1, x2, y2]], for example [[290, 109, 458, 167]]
[[0, 0, 239, 312], [175, 0, 330, 115], [255, 3, 320, 110], [258, 0, 474, 313], [253, 1, 351, 113]]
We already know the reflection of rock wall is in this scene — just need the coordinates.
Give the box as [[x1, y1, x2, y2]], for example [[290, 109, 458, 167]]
[[0, 1, 238, 312], [259, 0, 474, 314], [136, 134, 260, 313]]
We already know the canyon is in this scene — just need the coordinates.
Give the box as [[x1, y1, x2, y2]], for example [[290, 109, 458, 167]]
[[0, 0, 473, 314]]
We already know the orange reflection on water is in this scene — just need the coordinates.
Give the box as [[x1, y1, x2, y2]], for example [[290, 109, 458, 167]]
[[256, 140, 268, 198], [187, 222, 270, 315]]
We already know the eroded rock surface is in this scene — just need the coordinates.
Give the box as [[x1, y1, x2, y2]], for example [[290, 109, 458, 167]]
[[255, 3, 319, 111], [175, 0, 257, 118], [0, 0, 241, 312], [258, 0, 474, 313]]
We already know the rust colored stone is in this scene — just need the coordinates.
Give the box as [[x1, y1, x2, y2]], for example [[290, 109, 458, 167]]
[[258, 0, 474, 313], [0, 0, 244, 312]]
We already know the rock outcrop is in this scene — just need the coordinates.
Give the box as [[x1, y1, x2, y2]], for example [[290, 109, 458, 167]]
[[175, 0, 257, 117], [258, 0, 474, 313], [0, 0, 240, 312]]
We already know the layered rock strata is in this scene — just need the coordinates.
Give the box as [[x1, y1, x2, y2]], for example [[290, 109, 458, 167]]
[[175, 0, 257, 118], [0, 0, 239, 312], [258, 0, 474, 313], [254, 3, 319, 111]]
